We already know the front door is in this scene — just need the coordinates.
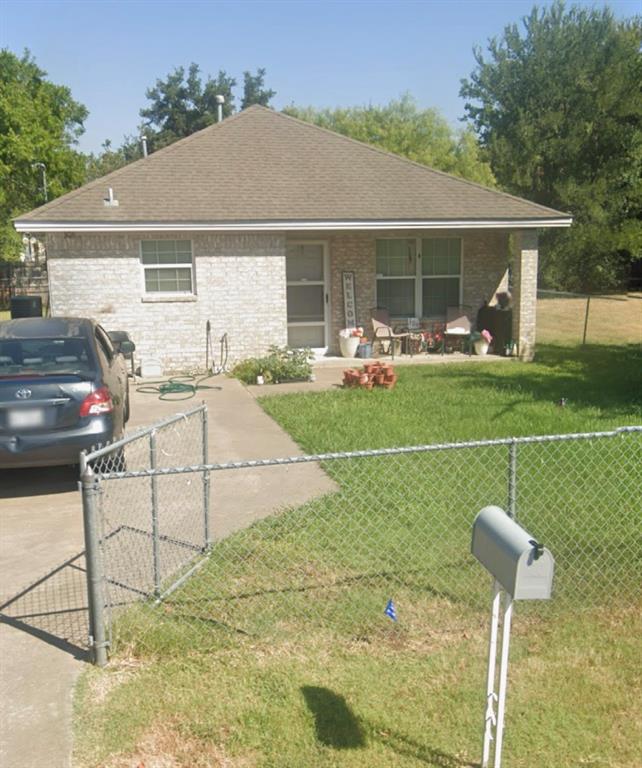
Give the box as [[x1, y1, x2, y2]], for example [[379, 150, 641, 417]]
[[286, 241, 329, 352]]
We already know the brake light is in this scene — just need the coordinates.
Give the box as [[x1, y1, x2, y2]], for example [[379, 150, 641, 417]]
[[80, 386, 114, 417]]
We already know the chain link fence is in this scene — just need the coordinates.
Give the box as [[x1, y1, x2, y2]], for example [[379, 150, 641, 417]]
[[79, 417, 641, 665], [537, 289, 642, 346]]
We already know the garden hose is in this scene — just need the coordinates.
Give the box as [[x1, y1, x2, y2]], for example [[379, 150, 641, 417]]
[[136, 372, 222, 401], [137, 324, 229, 400]]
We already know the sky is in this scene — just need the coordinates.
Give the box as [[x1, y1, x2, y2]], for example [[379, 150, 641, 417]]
[[1, 0, 639, 154]]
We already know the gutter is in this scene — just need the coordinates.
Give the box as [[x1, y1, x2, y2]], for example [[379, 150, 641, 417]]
[[14, 218, 573, 234]]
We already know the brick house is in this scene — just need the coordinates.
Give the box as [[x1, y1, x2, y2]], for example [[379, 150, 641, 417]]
[[14, 106, 571, 371]]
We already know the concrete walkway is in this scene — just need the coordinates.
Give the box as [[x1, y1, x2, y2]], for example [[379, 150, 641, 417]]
[[0, 376, 334, 768]]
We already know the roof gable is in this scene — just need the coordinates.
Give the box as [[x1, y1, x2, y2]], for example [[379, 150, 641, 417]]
[[15, 106, 570, 228]]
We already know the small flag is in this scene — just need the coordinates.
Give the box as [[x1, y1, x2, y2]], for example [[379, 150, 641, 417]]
[[384, 599, 397, 622]]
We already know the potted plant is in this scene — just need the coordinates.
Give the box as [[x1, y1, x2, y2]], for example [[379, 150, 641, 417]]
[[472, 328, 493, 355], [339, 327, 364, 358]]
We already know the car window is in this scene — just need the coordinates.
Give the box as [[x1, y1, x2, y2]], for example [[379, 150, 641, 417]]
[[95, 326, 114, 363], [0, 337, 92, 376]]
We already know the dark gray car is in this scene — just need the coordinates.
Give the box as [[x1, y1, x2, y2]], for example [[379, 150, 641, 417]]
[[0, 317, 131, 468]]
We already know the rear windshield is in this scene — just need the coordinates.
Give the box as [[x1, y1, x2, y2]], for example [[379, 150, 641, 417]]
[[0, 337, 93, 377]]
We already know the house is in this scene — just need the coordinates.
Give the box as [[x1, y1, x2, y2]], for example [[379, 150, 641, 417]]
[[14, 106, 571, 370]]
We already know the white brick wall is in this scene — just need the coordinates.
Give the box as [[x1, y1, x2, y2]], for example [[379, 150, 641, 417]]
[[46, 232, 287, 372], [44, 227, 536, 371]]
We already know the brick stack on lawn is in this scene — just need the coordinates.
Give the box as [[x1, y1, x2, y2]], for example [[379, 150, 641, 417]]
[[343, 361, 398, 390]]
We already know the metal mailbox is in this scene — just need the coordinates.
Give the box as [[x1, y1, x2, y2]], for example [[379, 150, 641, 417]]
[[471, 505, 554, 600]]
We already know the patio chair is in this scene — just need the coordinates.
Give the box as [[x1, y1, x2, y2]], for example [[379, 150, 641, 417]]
[[442, 306, 472, 355], [371, 309, 412, 360]]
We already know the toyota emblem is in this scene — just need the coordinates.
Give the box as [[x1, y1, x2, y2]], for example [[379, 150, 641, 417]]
[[15, 389, 32, 399]]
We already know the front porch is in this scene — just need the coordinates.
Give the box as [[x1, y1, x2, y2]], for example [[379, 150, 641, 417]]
[[286, 229, 538, 363]]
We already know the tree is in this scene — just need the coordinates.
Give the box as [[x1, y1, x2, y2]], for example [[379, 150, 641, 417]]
[[241, 68, 276, 109], [0, 49, 87, 259], [139, 63, 237, 151], [85, 136, 143, 182], [284, 95, 496, 186], [460, 2, 642, 291], [89, 64, 277, 178]]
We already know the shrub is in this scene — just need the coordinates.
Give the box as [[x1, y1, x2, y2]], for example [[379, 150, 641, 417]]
[[231, 346, 313, 385]]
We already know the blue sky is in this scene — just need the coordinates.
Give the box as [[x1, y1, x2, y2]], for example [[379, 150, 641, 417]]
[[1, 0, 639, 154]]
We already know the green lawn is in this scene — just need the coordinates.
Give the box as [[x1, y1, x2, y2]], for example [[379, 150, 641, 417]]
[[74, 344, 642, 768]]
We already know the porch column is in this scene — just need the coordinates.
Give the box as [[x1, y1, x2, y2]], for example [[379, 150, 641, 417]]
[[512, 230, 538, 361]]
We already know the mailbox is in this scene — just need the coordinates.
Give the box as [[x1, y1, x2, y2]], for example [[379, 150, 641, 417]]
[[471, 506, 554, 600]]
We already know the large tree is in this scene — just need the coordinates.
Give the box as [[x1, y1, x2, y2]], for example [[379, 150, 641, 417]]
[[241, 68, 276, 110], [139, 63, 237, 152], [92, 64, 277, 175], [460, 2, 642, 291], [0, 49, 87, 259], [284, 95, 496, 186]]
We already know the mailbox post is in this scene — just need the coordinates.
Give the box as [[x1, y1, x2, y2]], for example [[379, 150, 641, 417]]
[[471, 506, 555, 768]]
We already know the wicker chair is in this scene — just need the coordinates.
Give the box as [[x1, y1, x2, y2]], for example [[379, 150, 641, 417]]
[[371, 309, 411, 360], [442, 306, 472, 355]]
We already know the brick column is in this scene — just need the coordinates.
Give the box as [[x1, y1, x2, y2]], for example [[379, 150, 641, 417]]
[[512, 230, 538, 361]]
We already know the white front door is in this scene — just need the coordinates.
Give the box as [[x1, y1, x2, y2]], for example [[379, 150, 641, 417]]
[[286, 241, 330, 353]]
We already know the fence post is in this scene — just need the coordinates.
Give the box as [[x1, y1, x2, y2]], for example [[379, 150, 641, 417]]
[[507, 441, 517, 520], [582, 294, 591, 345], [150, 430, 161, 597], [81, 466, 108, 667], [202, 406, 211, 549]]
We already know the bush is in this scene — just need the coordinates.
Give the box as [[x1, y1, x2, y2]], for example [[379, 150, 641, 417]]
[[231, 346, 313, 385]]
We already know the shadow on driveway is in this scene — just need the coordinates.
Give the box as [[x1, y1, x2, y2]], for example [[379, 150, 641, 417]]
[[0, 551, 89, 661], [0, 465, 78, 498]]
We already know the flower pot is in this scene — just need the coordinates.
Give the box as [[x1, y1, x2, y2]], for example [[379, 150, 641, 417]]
[[359, 373, 369, 385], [474, 339, 490, 356], [340, 336, 360, 358], [374, 373, 385, 385]]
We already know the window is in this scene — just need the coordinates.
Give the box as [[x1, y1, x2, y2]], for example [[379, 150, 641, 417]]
[[376, 239, 416, 316], [376, 238, 461, 318], [141, 240, 194, 294]]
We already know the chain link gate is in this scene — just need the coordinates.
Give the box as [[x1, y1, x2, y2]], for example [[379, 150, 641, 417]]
[[79, 418, 642, 665]]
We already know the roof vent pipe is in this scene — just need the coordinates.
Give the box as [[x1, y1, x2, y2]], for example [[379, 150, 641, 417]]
[[141, 135, 148, 158], [215, 95, 225, 123], [104, 187, 119, 207]]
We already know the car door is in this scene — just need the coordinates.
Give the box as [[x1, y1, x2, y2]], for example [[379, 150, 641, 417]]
[[94, 325, 127, 435]]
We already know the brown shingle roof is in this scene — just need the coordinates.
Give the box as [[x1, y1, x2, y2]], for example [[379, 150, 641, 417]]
[[15, 106, 570, 226]]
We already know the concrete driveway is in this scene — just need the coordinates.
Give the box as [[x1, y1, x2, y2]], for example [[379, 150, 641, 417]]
[[0, 375, 334, 768]]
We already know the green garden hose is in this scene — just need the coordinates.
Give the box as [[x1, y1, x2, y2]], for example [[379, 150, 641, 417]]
[[136, 372, 222, 400]]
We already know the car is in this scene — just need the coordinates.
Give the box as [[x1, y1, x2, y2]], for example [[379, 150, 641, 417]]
[[0, 317, 132, 468]]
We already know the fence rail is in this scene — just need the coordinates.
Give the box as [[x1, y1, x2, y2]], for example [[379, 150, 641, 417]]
[[77, 413, 642, 665]]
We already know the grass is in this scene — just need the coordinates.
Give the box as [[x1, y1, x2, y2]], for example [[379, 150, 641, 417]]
[[259, 342, 642, 453], [73, 343, 642, 768], [536, 292, 642, 346]]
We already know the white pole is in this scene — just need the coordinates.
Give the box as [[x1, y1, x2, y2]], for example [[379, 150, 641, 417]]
[[482, 580, 501, 767], [494, 592, 514, 768]]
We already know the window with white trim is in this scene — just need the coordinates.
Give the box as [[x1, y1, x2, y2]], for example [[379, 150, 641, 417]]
[[141, 240, 194, 294], [376, 237, 461, 318]]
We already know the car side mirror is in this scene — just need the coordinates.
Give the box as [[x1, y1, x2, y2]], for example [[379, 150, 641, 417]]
[[119, 340, 136, 355]]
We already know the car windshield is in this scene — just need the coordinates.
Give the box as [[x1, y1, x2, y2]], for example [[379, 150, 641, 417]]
[[0, 337, 93, 377]]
